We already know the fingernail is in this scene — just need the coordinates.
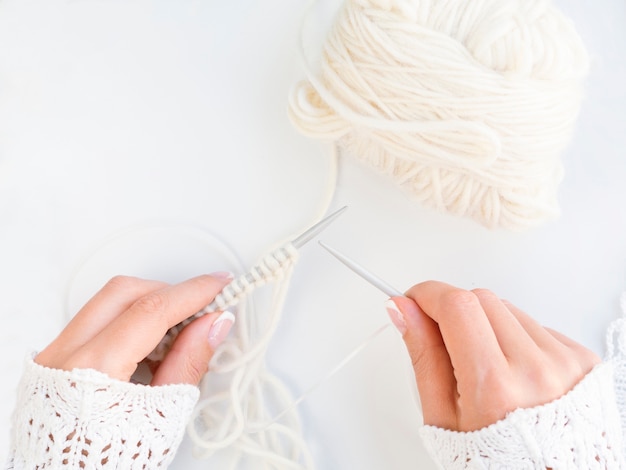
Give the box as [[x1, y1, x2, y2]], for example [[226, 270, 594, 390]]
[[210, 271, 234, 280], [208, 310, 235, 349], [385, 299, 407, 335]]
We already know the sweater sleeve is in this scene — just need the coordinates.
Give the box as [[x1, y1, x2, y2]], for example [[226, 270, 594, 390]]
[[5, 356, 200, 469], [420, 293, 626, 469], [605, 292, 626, 458], [419, 362, 625, 469]]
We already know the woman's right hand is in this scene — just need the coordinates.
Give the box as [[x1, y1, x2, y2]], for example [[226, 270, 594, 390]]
[[386, 281, 600, 431]]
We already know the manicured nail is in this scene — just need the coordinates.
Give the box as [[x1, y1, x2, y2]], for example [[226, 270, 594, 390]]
[[385, 299, 407, 335], [210, 271, 234, 280], [208, 310, 235, 349]]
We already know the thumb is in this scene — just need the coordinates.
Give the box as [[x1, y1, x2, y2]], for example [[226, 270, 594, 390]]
[[151, 310, 235, 386], [386, 297, 457, 428]]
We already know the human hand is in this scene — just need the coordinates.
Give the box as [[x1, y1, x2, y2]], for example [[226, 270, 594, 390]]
[[386, 281, 600, 432], [36, 274, 235, 386]]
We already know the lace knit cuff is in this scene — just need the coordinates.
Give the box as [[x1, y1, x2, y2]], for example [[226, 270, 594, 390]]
[[7, 356, 200, 469], [419, 362, 625, 469]]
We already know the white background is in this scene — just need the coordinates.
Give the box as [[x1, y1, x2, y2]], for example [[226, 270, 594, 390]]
[[0, 0, 624, 468]]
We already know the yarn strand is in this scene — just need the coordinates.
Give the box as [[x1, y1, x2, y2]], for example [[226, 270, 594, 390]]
[[184, 134, 342, 468]]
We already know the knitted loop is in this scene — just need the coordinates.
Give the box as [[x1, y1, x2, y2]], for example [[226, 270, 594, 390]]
[[209, 243, 299, 312], [137, 240, 312, 467], [145, 243, 299, 364]]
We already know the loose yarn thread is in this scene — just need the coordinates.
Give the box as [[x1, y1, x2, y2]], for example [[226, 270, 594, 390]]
[[289, 0, 589, 230], [181, 146, 352, 468], [188, 248, 317, 469]]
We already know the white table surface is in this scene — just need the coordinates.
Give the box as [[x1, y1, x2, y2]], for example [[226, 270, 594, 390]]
[[0, 0, 624, 468]]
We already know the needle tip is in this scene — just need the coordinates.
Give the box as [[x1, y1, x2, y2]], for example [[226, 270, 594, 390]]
[[291, 206, 348, 249], [318, 241, 404, 298]]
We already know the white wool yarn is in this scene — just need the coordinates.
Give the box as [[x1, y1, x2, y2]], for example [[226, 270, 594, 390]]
[[289, 0, 589, 230]]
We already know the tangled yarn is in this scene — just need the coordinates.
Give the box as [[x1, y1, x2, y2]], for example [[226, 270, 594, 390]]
[[289, 0, 589, 230], [188, 246, 316, 469]]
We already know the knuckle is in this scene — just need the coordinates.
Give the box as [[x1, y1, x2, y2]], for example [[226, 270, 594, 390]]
[[133, 292, 170, 316], [405, 280, 440, 298], [186, 358, 208, 384], [521, 354, 575, 401], [176, 350, 209, 384], [440, 289, 478, 311], [557, 351, 597, 384], [567, 343, 601, 369], [580, 349, 602, 370], [410, 345, 442, 379], [103, 275, 138, 293], [470, 288, 499, 303]]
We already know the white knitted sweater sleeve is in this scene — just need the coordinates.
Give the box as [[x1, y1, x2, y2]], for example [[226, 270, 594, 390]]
[[5, 357, 200, 469], [419, 362, 624, 469], [419, 298, 626, 469]]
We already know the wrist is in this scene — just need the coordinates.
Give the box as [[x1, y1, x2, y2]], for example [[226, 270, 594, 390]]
[[8, 355, 199, 468]]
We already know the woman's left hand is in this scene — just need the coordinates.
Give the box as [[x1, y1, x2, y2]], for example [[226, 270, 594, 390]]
[[35, 273, 235, 386]]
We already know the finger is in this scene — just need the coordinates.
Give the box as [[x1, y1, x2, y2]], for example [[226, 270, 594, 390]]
[[502, 300, 561, 351], [388, 296, 458, 429], [37, 276, 168, 368], [64, 276, 168, 342], [152, 310, 235, 386], [405, 281, 507, 373], [76, 274, 232, 380], [471, 289, 541, 360], [544, 326, 585, 349], [544, 327, 601, 371]]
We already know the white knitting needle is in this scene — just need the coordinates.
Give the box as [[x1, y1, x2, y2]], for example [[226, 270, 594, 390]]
[[237, 205, 348, 285], [202, 206, 348, 312], [292, 206, 348, 249], [318, 241, 404, 297]]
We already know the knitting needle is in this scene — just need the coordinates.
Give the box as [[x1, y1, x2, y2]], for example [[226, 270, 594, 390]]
[[292, 206, 348, 249], [318, 241, 404, 297], [229, 206, 349, 286], [235, 205, 348, 285], [202, 206, 348, 312]]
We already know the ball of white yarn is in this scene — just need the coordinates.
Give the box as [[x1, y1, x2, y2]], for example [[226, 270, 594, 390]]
[[289, 0, 588, 230]]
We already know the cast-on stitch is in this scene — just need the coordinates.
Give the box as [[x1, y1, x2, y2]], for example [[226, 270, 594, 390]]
[[6, 357, 199, 469], [148, 243, 299, 362]]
